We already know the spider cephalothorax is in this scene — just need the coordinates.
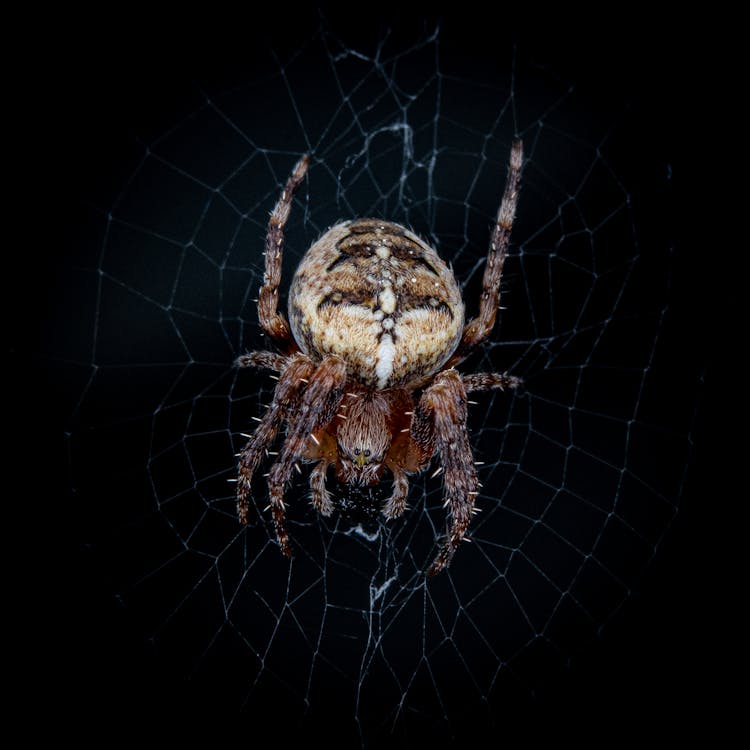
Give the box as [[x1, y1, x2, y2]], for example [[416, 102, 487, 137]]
[[236, 143, 522, 575]]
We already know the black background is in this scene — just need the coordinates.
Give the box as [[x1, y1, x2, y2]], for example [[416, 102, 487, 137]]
[[22, 6, 735, 746]]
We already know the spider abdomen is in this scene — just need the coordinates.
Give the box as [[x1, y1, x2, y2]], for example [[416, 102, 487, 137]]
[[288, 219, 465, 389]]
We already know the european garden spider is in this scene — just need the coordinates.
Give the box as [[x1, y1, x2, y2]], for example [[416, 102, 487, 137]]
[[236, 142, 522, 575]]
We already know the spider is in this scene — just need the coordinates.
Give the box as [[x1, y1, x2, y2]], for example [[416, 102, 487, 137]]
[[236, 142, 523, 576]]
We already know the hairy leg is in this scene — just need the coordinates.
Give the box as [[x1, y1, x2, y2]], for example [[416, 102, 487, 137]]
[[447, 140, 522, 368], [412, 370, 478, 576], [461, 372, 522, 392], [310, 459, 333, 516], [258, 154, 310, 352], [267, 356, 347, 555], [236, 353, 315, 524], [236, 350, 288, 372], [382, 465, 409, 519]]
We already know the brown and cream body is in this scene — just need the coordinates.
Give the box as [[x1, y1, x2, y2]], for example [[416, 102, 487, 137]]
[[236, 142, 523, 575], [288, 219, 464, 389]]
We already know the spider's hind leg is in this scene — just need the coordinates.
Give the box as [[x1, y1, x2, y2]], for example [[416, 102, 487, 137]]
[[446, 140, 522, 369], [258, 154, 310, 353]]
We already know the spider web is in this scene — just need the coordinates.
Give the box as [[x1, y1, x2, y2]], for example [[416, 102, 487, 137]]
[[45, 16, 706, 746]]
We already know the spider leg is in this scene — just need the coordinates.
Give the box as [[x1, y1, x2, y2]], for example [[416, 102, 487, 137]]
[[236, 350, 287, 372], [258, 154, 310, 353], [382, 465, 409, 520], [461, 372, 522, 392], [266, 355, 347, 555], [447, 140, 522, 368], [310, 459, 333, 516], [236, 353, 315, 524], [412, 370, 478, 576]]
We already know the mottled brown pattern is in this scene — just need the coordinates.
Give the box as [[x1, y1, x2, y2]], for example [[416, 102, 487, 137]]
[[236, 353, 315, 526], [447, 140, 523, 367], [266, 354, 347, 555], [236, 143, 523, 575], [258, 154, 309, 353], [288, 219, 464, 388], [462, 372, 522, 392], [317, 290, 372, 310], [413, 370, 477, 576]]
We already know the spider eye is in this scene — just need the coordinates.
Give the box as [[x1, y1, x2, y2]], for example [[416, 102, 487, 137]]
[[364, 449, 371, 457], [354, 448, 360, 456]]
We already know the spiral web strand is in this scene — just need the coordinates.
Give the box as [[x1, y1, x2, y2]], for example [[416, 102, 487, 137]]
[[57, 24, 700, 746]]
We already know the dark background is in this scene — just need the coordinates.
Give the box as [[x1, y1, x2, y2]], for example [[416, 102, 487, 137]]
[[22, 6, 734, 745]]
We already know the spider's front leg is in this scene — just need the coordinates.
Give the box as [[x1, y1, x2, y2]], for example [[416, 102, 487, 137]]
[[266, 355, 347, 556], [236, 353, 315, 524], [412, 370, 478, 576], [382, 465, 409, 520]]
